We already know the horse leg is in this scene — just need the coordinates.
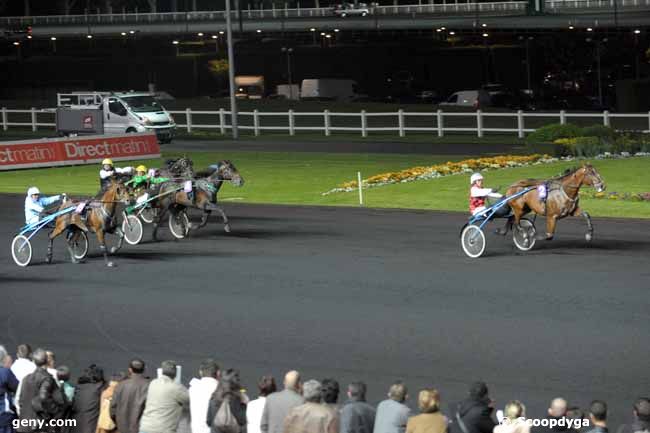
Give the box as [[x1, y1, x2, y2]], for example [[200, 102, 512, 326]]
[[46, 224, 66, 264], [573, 207, 593, 242], [111, 225, 125, 254], [152, 208, 167, 241], [213, 205, 231, 233], [96, 231, 114, 267], [544, 215, 558, 241]]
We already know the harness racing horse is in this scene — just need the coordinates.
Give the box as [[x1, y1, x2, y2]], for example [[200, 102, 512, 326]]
[[48, 181, 130, 267], [150, 160, 244, 240], [505, 164, 606, 242]]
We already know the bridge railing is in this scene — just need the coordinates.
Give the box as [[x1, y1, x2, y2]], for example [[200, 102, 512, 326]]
[[546, 0, 650, 11], [3, 0, 628, 27], [3, 107, 650, 138]]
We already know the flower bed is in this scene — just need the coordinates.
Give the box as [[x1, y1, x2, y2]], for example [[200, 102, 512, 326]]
[[323, 154, 556, 195], [587, 191, 650, 202]]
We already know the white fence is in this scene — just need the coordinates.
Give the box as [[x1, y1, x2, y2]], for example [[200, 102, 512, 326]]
[[3, 107, 650, 138]]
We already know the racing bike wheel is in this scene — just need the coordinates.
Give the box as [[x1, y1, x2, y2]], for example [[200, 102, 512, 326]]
[[139, 207, 156, 224], [513, 218, 537, 252], [122, 215, 144, 245], [169, 210, 190, 239], [12, 235, 33, 267], [461, 224, 486, 258], [71, 230, 89, 260]]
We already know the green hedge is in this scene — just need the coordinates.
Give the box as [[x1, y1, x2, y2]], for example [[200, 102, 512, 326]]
[[526, 123, 650, 157]]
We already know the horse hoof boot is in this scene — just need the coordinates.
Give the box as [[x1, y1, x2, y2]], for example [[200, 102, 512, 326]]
[[585, 233, 593, 242], [493, 228, 507, 236], [45, 256, 53, 264], [107, 261, 115, 267], [224, 224, 231, 233], [110, 246, 118, 254]]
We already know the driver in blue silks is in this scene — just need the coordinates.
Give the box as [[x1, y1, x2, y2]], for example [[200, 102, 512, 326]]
[[24, 186, 64, 225]]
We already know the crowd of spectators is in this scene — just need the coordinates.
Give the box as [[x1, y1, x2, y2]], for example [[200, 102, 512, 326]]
[[1, 343, 648, 433]]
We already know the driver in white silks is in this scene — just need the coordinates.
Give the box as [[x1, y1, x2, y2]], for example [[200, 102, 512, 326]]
[[469, 172, 509, 218]]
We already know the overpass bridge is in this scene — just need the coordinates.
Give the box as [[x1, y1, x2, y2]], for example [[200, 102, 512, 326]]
[[2, 0, 650, 37]]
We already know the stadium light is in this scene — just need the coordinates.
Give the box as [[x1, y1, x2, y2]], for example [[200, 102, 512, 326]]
[[634, 29, 641, 34], [212, 35, 218, 39], [13, 41, 20, 46], [86, 34, 93, 39], [172, 40, 179, 45], [482, 33, 489, 37], [334, 29, 340, 32], [449, 31, 456, 35], [51, 37, 57, 41], [197, 32, 204, 36], [587, 27, 593, 32], [121, 32, 127, 36], [129, 30, 135, 34]]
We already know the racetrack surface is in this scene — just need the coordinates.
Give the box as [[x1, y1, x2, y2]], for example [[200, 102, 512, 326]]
[[1, 194, 649, 429]]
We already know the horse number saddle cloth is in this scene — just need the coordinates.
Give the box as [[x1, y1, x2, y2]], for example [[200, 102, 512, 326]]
[[537, 183, 548, 202]]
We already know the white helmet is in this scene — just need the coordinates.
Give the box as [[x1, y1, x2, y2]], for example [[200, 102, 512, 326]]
[[470, 173, 483, 185], [27, 186, 40, 196]]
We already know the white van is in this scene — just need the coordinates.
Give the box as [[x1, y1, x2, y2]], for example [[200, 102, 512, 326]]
[[57, 92, 176, 143], [301, 79, 357, 101], [439, 90, 491, 109]]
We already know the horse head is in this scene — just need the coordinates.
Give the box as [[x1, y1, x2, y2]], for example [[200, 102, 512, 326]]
[[166, 157, 195, 178], [104, 180, 132, 205], [580, 164, 606, 192], [210, 160, 244, 187]]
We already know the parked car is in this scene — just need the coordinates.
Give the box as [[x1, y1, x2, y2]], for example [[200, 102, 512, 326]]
[[439, 90, 491, 109], [333, 3, 370, 17]]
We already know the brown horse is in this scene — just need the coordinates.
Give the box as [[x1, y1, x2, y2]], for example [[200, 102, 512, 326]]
[[48, 181, 130, 267], [150, 160, 244, 240], [504, 164, 605, 242]]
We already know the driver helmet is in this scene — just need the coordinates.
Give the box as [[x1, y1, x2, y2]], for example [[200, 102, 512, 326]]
[[27, 186, 40, 197], [136, 165, 147, 176], [470, 172, 484, 185]]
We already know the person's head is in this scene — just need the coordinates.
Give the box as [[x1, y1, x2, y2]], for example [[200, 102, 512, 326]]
[[129, 358, 145, 375], [111, 372, 128, 383], [136, 165, 147, 177], [504, 400, 526, 420], [32, 348, 48, 368], [27, 187, 40, 202], [321, 378, 340, 404], [566, 407, 584, 420], [589, 400, 607, 424], [303, 380, 322, 403], [102, 158, 114, 171], [78, 364, 105, 384], [45, 351, 56, 368], [417, 389, 441, 414], [161, 360, 177, 379], [633, 398, 650, 422], [348, 382, 367, 402], [16, 344, 32, 360], [470, 172, 484, 188], [548, 398, 568, 418], [199, 359, 220, 379], [56, 365, 71, 382], [469, 381, 489, 402], [215, 368, 242, 397], [257, 375, 277, 398], [284, 370, 301, 392], [388, 381, 408, 403], [0, 345, 10, 368]]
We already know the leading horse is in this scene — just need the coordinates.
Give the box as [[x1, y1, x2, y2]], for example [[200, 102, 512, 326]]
[[504, 164, 605, 242], [150, 160, 244, 240], [48, 181, 130, 266]]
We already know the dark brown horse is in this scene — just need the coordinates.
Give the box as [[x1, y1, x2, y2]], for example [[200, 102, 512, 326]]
[[150, 160, 244, 240], [48, 181, 130, 266], [505, 164, 605, 242]]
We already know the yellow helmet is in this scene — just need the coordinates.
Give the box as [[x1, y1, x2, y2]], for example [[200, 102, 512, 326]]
[[102, 158, 113, 166], [136, 165, 147, 173]]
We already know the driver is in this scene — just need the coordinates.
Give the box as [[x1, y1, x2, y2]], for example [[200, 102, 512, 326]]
[[99, 158, 134, 191], [469, 172, 506, 216], [24, 187, 64, 225]]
